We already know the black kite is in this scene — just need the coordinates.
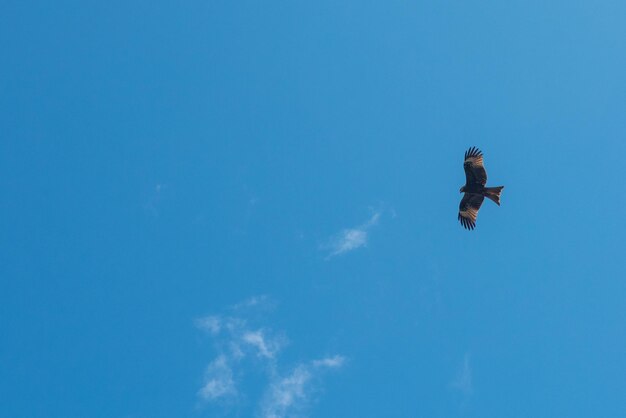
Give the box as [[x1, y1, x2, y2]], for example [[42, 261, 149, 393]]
[[459, 147, 504, 230]]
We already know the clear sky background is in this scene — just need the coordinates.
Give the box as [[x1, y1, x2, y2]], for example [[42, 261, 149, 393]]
[[2, 1, 626, 417]]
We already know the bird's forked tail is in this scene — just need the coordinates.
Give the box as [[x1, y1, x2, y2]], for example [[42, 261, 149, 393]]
[[484, 186, 504, 206]]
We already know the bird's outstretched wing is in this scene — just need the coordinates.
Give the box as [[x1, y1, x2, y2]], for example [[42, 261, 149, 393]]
[[458, 193, 484, 230], [464, 147, 487, 186]]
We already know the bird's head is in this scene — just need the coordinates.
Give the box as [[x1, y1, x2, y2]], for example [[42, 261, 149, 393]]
[[459, 186, 466, 193]]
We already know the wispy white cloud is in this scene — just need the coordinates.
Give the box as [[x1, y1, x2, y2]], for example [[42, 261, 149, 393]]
[[232, 294, 273, 311], [324, 212, 381, 258], [312, 355, 345, 369], [262, 365, 311, 418], [195, 315, 222, 335], [451, 353, 472, 396], [195, 297, 345, 417], [242, 329, 285, 359], [330, 229, 367, 256], [198, 355, 236, 401], [261, 357, 345, 418]]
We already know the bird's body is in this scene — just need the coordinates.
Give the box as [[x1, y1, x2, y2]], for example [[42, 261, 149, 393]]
[[458, 147, 504, 230], [461, 183, 485, 194]]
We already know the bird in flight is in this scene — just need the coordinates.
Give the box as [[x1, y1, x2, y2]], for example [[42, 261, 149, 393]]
[[458, 147, 504, 230]]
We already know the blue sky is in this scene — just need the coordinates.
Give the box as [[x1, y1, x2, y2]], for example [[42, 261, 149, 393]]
[[2, 1, 626, 417]]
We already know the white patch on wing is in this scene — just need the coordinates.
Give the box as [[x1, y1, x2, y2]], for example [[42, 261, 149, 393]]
[[464, 156, 483, 166], [459, 208, 478, 220]]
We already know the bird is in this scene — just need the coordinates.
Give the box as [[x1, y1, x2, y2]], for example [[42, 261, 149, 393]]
[[458, 147, 504, 230]]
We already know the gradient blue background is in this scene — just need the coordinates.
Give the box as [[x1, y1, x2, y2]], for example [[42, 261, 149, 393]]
[[2, 1, 626, 417]]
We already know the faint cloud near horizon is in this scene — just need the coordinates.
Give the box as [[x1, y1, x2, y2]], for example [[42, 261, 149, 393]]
[[323, 211, 382, 259], [195, 297, 345, 418]]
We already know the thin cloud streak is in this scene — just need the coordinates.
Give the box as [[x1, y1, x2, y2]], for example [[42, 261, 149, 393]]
[[232, 294, 272, 311], [451, 353, 472, 396], [312, 355, 345, 368], [324, 212, 381, 258]]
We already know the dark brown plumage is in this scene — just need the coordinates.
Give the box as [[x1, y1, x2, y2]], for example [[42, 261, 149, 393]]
[[458, 147, 504, 230]]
